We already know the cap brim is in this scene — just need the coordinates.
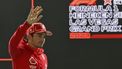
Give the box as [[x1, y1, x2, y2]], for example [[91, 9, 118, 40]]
[[45, 30, 53, 36], [35, 30, 53, 36]]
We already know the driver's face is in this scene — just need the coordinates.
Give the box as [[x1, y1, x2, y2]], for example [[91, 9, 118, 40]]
[[31, 32, 46, 48]]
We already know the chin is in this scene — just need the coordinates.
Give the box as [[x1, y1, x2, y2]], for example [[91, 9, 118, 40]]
[[36, 45, 43, 48], [40, 45, 44, 48]]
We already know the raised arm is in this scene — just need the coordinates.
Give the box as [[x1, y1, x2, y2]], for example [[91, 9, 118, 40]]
[[9, 6, 43, 56]]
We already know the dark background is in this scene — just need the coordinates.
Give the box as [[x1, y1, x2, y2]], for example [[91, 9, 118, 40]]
[[0, 0, 122, 69]]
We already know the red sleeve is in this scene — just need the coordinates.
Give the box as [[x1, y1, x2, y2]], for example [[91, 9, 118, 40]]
[[8, 21, 31, 57]]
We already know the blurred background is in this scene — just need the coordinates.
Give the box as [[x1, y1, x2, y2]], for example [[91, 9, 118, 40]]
[[0, 0, 122, 69]]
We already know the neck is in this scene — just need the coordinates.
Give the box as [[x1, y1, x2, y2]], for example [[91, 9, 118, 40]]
[[28, 41, 36, 49]]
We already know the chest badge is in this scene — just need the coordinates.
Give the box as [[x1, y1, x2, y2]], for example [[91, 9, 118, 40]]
[[29, 57, 37, 65]]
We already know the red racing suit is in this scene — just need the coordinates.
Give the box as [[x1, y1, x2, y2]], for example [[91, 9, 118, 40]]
[[8, 21, 48, 69]]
